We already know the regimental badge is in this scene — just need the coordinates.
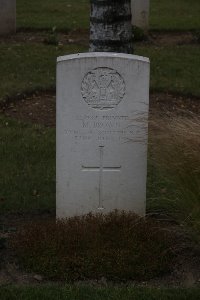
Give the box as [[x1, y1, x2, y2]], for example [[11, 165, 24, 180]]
[[81, 67, 125, 110]]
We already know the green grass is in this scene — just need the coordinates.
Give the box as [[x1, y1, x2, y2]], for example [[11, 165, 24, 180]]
[[17, 0, 89, 31], [16, 0, 200, 31], [1, 286, 200, 300], [0, 43, 86, 101], [135, 45, 200, 97], [150, 0, 200, 31], [0, 44, 199, 101], [0, 115, 55, 212]]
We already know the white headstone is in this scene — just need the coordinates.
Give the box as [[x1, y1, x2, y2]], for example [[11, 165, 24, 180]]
[[56, 52, 150, 218], [131, 0, 150, 31], [0, 0, 16, 35]]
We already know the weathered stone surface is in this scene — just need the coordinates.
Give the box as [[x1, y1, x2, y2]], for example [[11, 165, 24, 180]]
[[56, 52, 149, 218], [0, 0, 16, 35], [90, 0, 133, 53], [131, 0, 149, 31]]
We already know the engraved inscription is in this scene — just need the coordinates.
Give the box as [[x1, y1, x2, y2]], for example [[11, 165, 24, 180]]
[[64, 114, 148, 143], [81, 68, 125, 110]]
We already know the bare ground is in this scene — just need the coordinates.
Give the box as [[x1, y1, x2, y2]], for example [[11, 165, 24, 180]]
[[0, 91, 199, 127], [0, 29, 198, 47]]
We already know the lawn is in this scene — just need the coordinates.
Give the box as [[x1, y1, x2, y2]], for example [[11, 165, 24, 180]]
[[1, 286, 200, 300], [150, 0, 200, 31], [16, 0, 200, 31], [136, 45, 200, 96], [0, 1, 199, 101], [0, 115, 55, 212], [0, 43, 86, 101], [17, 0, 90, 31], [0, 44, 199, 101]]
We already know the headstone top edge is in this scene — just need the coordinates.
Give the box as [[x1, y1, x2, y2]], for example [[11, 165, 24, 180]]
[[57, 52, 150, 64]]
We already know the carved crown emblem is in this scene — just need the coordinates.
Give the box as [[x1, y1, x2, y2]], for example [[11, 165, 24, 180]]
[[81, 67, 125, 110]]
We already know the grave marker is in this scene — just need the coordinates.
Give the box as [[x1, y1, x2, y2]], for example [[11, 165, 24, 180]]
[[56, 53, 150, 218], [131, 0, 150, 31], [0, 0, 16, 35]]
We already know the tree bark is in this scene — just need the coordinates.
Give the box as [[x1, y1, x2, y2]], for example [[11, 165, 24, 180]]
[[89, 0, 133, 54]]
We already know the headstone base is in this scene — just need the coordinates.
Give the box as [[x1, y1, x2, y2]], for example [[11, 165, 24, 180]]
[[0, 0, 16, 35]]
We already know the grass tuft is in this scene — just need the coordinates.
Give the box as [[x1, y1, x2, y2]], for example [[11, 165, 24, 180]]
[[149, 114, 200, 231], [12, 211, 175, 282]]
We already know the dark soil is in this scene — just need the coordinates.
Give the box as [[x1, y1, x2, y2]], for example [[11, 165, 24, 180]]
[[0, 29, 198, 47], [0, 92, 56, 127], [148, 31, 198, 46], [0, 29, 89, 47], [150, 93, 200, 117], [1, 91, 199, 127]]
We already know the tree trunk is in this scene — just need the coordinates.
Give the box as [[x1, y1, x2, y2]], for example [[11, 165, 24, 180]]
[[89, 0, 133, 54]]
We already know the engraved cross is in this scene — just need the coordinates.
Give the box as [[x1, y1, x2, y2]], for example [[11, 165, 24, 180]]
[[82, 146, 121, 209]]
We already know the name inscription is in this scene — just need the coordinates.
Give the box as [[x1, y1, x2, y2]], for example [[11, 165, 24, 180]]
[[64, 114, 147, 143]]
